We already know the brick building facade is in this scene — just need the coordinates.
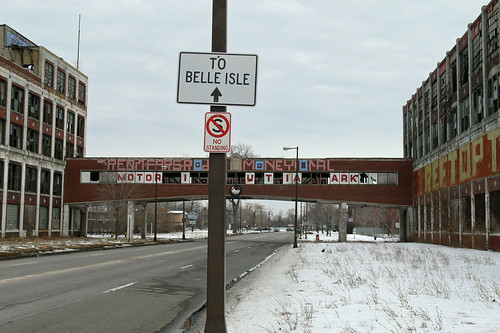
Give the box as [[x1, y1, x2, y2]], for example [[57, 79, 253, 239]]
[[0, 25, 87, 237], [403, 0, 500, 250]]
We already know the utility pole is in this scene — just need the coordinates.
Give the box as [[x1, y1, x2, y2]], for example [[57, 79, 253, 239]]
[[205, 0, 227, 332]]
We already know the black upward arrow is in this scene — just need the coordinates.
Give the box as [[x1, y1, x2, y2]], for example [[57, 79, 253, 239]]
[[211, 87, 222, 102]]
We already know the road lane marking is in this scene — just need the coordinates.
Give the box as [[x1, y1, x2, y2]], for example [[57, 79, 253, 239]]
[[90, 253, 105, 257], [180, 264, 193, 270], [8, 261, 36, 267], [103, 281, 136, 294], [0, 244, 207, 285]]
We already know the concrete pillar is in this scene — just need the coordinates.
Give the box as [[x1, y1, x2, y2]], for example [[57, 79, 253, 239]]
[[471, 183, 475, 249], [136, 202, 147, 240], [127, 201, 135, 241], [430, 198, 434, 242], [438, 191, 442, 243], [485, 178, 490, 249], [62, 204, 70, 236], [399, 207, 408, 242], [417, 197, 422, 240], [423, 197, 427, 239], [448, 187, 451, 244], [338, 203, 348, 242], [80, 205, 89, 237], [459, 185, 462, 245]]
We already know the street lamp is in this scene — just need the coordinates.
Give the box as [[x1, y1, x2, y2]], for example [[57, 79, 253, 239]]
[[283, 146, 299, 248], [154, 166, 159, 241]]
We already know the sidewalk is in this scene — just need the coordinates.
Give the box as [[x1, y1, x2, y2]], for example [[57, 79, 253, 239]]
[[183, 242, 291, 332]]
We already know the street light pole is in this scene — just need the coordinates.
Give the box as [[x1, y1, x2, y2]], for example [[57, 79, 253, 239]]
[[283, 146, 299, 248], [154, 165, 158, 242]]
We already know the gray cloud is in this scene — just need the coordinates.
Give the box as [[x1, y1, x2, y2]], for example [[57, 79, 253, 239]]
[[1, 0, 486, 159]]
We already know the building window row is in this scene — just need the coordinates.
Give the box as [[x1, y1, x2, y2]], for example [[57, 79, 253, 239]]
[[0, 76, 85, 140], [81, 171, 399, 186], [1, 160, 62, 196], [0, 117, 81, 160], [44, 60, 86, 106], [404, 4, 499, 161]]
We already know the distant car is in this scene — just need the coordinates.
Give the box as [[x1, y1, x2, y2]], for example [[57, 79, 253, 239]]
[[274, 228, 280, 232], [286, 228, 293, 232]]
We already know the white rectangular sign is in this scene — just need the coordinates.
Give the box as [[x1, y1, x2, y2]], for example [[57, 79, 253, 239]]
[[177, 52, 258, 106]]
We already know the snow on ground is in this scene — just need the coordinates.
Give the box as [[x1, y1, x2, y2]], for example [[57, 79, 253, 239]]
[[220, 235, 500, 333], [0, 230, 211, 257], [2, 231, 499, 332]]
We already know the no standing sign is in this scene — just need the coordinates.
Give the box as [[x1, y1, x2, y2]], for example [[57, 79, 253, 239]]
[[204, 112, 231, 152]]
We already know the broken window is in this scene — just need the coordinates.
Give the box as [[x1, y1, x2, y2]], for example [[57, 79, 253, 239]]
[[56, 68, 65, 94], [44, 61, 54, 87]]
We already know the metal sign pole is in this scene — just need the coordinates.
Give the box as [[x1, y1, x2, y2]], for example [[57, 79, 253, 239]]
[[205, 0, 227, 332]]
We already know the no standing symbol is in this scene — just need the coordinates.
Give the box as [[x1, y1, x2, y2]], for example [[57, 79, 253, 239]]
[[204, 112, 231, 153]]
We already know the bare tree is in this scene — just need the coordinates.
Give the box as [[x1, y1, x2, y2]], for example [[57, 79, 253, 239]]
[[310, 203, 339, 236], [353, 206, 378, 228], [246, 203, 258, 228], [379, 208, 399, 235], [229, 143, 257, 158], [97, 183, 143, 239]]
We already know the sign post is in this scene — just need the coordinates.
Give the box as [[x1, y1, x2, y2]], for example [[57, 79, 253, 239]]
[[205, 1, 228, 332], [176, 2, 257, 331]]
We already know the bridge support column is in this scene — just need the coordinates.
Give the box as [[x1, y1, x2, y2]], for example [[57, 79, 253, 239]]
[[127, 201, 135, 241], [338, 203, 348, 242], [62, 204, 70, 237], [136, 202, 147, 240], [80, 205, 90, 238], [399, 207, 408, 242]]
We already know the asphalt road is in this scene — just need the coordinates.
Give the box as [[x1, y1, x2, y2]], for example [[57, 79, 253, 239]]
[[0, 232, 292, 332]]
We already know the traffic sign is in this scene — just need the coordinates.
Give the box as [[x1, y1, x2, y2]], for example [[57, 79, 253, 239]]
[[204, 112, 231, 153], [177, 52, 258, 106]]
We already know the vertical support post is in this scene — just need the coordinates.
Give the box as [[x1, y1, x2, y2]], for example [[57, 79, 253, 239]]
[[417, 196, 421, 240], [140, 203, 147, 239], [438, 191, 442, 243], [399, 207, 407, 242], [485, 178, 490, 249], [154, 166, 158, 241], [182, 200, 186, 240], [127, 201, 134, 241], [293, 148, 298, 247], [423, 197, 427, 240], [471, 183, 475, 249], [205, 1, 227, 332], [459, 185, 462, 245], [338, 203, 348, 242], [430, 198, 434, 242]]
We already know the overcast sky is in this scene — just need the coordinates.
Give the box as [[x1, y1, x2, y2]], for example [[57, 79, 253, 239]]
[[3, 0, 488, 160]]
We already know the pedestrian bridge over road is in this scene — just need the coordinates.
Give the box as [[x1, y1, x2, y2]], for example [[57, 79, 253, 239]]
[[65, 157, 413, 207]]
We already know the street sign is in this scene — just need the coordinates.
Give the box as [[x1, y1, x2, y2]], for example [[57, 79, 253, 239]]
[[188, 212, 199, 220], [177, 52, 258, 106], [204, 112, 231, 153]]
